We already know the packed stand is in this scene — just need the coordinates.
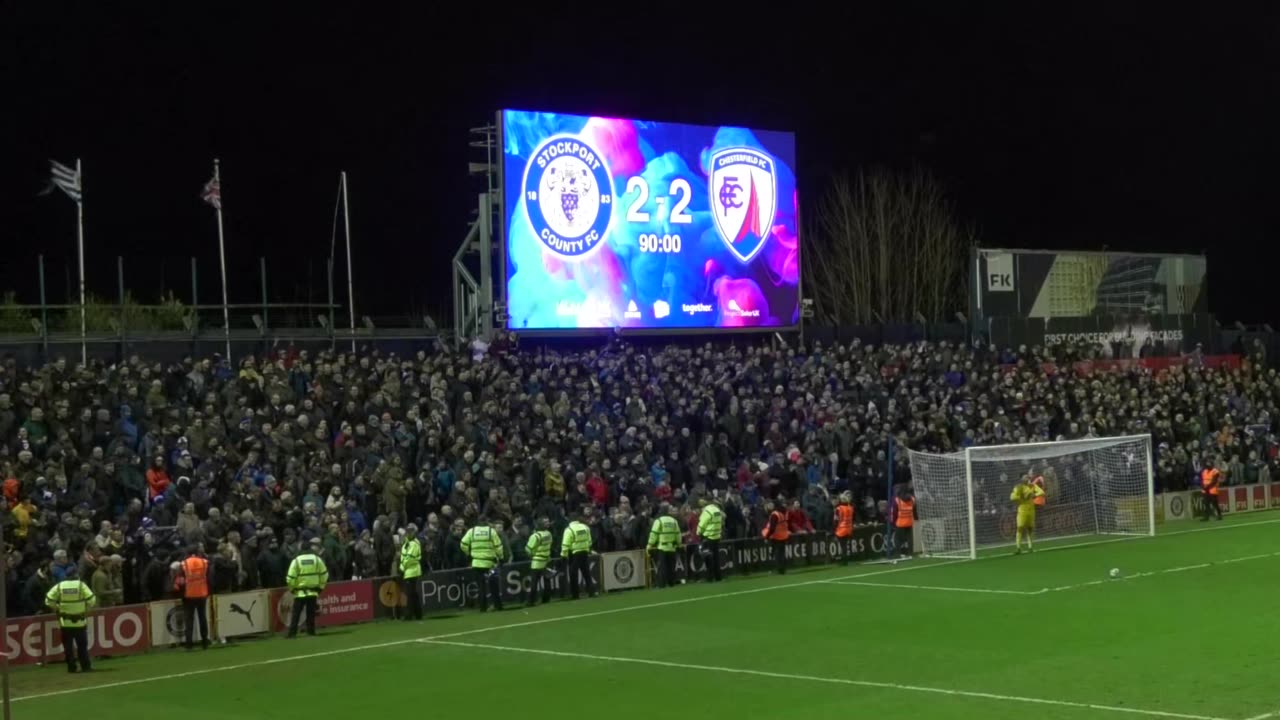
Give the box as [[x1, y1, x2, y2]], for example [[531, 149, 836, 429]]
[[1, 334, 1272, 616]]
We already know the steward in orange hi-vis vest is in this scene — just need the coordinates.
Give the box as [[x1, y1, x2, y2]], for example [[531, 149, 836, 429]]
[[177, 548, 211, 650], [762, 502, 790, 575], [1200, 465, 1223, 521], [891, 490, 916, 559], [834, 493, 855, 566], [179, 556, 209, 598]]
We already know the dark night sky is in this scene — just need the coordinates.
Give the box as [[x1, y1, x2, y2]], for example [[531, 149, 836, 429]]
[[5, 5, 1279, 323]]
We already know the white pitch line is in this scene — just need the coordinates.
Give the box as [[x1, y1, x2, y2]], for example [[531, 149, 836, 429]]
[[9, 559, 960, 702], [826, 580, 1043, 596], [422, 639, 1229, 720], [13, 515, 1280, 703], [1045, 551, 1280, 593], [1243, 711, 1278, 720]]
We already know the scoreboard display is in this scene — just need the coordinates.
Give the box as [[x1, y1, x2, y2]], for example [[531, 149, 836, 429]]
[[501, 109, 799, 330]]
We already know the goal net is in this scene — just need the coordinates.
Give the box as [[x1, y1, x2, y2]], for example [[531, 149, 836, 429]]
[[905, 435, 1155, 559]]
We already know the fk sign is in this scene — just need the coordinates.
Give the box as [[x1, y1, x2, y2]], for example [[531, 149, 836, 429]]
[[986, 253, 1014, 292]]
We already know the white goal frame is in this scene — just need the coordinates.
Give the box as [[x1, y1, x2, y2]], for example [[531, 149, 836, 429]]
[[911, 434, 1156, 560]]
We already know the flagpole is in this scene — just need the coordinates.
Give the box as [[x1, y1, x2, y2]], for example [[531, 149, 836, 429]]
[[214, 159, 232, 362], [76, 158, 86, 366], [342, 171, 356, 353]]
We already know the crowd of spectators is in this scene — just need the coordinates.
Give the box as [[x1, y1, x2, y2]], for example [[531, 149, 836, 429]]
[[2, 333, 1273, 616]]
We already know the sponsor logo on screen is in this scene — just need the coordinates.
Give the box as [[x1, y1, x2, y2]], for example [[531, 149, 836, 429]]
[[523, 135, 615, 260], [555, 299, 613, 319], [709, 147, 777, 263], [726, 299, 760, 318], [683, 303, 712, 316], [624, 300, 641, 320], [652, 300, 670, 319]]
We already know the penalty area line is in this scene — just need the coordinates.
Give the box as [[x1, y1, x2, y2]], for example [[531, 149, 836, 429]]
[[1044, 550, 1280, 593], [825, 580, 1043, 595], [422, 639, 1229, 720]]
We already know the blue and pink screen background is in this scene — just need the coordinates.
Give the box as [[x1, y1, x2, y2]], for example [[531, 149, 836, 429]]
[[502, 109, 800, 330]]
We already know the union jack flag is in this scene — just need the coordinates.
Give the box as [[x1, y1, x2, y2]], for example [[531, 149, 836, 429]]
[[46, 159, 81, 202], [201, 175, 221, 210]]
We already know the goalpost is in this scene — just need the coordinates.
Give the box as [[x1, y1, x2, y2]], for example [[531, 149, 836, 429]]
[[905, 434, 1156, 559]]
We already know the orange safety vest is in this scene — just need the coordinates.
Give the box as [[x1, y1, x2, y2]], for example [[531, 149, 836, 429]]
[[894, 498, 915, 529], [180, 556, 210, 599], [834, 505, 855, 538], [1031, 476, 1046, 506], [763, 510, 790, 541], [1201, 469, 1220, 496]]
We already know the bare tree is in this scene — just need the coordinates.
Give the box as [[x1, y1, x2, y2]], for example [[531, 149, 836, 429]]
[[803, 168, 976, 326]]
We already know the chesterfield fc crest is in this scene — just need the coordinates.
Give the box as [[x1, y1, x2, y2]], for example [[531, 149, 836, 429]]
[[709, 147, 777, 264]]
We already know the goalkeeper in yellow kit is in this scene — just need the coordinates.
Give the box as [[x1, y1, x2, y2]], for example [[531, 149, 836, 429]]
[[1010, 476, 1046, 554]]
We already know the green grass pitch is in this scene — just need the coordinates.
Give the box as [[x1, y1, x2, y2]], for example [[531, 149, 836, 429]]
[[14, 514, 1280, 720]]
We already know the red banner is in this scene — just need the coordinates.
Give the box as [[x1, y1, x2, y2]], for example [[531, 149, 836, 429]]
[[1270, 484, 1280, 509], [1231, 487, 1249, 512], [3, 605, 149, 667], [1251, 485, 1267, 511], [269, 580, 375, 632]]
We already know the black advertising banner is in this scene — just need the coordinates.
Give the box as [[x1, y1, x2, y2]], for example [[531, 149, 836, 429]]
[[416, 557, 603, 613], [988, 313, 1214, 358], [412, 528, 890, 611], [664, 526, 889, 583]]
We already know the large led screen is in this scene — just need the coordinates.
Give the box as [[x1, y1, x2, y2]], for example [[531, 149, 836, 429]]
[[502, 109, 799, 330]]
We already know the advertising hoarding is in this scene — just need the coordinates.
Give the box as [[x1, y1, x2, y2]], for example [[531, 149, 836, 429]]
[[270, 580, 376, 632], [4, 605, 149, 666], [974, 249, 1208, 322], [214, 590, 271, 639]]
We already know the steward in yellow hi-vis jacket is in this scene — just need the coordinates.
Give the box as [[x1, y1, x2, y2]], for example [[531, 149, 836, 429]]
[[45, 565, 97, 674], [286, 537, 330, 637], [559, 512, 597, 600], [462, 516, 506, 612], [648, 503, 681, 588]]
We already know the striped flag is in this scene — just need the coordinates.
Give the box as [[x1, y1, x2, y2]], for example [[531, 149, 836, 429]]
[[201, 174, 221, 210], [47, 159, 81, 202]]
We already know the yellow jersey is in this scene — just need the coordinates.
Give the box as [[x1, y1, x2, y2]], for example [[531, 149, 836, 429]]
[[1010, 483, 1045, 515]]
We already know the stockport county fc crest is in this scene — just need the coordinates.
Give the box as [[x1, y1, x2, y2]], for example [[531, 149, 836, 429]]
[[522, 134, 615, 261], [709, 147, 777, 264]]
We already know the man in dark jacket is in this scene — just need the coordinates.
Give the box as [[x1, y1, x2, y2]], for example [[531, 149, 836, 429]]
[[211, 545, 238, 594], [256, 538, 288, 589], [21, 558, 54, 616]]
